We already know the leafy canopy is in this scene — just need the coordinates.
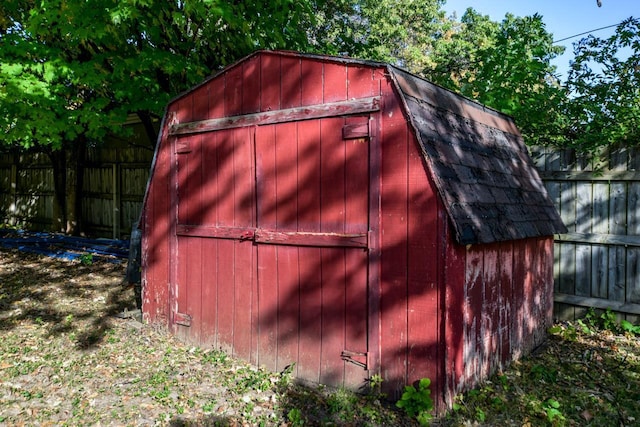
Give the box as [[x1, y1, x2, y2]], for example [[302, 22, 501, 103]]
[[565, 17, 640, 152], [1, 0, 639, 153], [0, 0, 314, 149]]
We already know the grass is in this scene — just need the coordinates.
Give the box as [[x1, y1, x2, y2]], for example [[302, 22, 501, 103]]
[[1, 248, 639, 426], [439, 315, 640, 426]]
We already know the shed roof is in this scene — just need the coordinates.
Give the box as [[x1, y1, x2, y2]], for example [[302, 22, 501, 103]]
[[386, 66, 566, 244]]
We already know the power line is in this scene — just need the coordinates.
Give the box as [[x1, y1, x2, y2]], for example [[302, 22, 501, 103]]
[[553, 22, 622, 43]]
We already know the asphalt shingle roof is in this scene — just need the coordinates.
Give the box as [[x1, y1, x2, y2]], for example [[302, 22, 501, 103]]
[[389, 67, 567, 245]]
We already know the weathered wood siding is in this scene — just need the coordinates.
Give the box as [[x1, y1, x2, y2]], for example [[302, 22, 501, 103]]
[[0, 138, 153, 238], [83, 145, 153, 237], [532, 147, 640, 323], [443, 233, 554, 403], [0, 153, 55, 229], [378, 73, 444, 401]]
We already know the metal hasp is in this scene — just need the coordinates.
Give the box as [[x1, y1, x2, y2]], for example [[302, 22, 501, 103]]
[[341, 350, 369, 370]]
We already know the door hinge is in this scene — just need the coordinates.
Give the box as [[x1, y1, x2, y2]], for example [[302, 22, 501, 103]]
[[341, 350, 369, 370], [175, 311, 192, 327], [175, 140, 191, 154], [342, 122, 370, 139]]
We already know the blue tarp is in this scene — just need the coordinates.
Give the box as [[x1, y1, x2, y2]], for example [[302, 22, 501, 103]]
[[0, 229, 129, 263]]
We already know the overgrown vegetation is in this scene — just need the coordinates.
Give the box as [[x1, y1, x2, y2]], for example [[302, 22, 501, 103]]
[[396, 377, 434, 426], [442, 311, 640, 426], [1, 248, 639, 425]]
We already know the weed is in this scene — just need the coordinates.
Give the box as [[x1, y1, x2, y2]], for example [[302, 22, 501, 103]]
[[366, 373, 384, 393], [287, 408, 303, 426], [232, 366, 273, 393], [79, 253, 93, 265], [202, 402, 215, 412], [396, 377, 434, 426], [621, 319, 640, 335], [278, 363, 296, 389], [151, 385, 171, 401], [326, 388, 358, 420], [576, 318, 594, 335], [542, 398, 565, 425], [549, 323, 578, 341], [201, 348, 229, 365], [531, 364, 558, 383], [496, 373, 508, 390]]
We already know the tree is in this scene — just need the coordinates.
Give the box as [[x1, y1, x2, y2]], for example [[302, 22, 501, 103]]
[[0, 0, 316, 234], [564, 17, 640, 152], [425, 10, 567, 146], [309, 0, 448, 72]]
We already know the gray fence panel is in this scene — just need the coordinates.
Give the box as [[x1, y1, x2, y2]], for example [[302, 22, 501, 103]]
[[535, 147, 640, 322]]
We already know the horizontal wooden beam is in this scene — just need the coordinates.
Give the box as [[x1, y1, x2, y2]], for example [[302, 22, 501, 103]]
[[169, 97, 380, 136], [555, 293, 640, 316], [255, 229, 368, 248], [540, 170, 640, 182], [555, 232, 640, 248], [176, 224, 368, 248], [176, 224, 254, 240]]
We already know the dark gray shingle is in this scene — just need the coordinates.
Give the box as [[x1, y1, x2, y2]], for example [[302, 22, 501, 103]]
[[389, 67, 567, 244]]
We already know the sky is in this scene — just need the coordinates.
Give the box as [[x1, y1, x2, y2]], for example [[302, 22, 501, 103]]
[[442, 0, 640, 80]]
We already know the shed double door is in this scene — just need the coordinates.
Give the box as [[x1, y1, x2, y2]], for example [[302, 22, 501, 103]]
[[173, 115, 372, 388]]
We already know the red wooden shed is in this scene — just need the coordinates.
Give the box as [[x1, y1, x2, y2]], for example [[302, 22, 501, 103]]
[[140, 50, 566, 410]]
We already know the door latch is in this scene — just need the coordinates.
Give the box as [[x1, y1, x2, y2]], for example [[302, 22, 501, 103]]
[[341, 350, 369, 370]]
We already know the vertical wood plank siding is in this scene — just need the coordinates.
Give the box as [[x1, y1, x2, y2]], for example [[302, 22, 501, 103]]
[[144, 53, 384, 393], [533, 147, 640, 323], [0, 146, 152, 238]]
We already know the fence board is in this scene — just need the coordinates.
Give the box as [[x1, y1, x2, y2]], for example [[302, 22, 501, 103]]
[[0, 145, 152, 238], [538, 147, 640, 322]]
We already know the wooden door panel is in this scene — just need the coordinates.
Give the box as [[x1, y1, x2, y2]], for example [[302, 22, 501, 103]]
[[255, 117, 370, 389], [174, 127, 256, 351]]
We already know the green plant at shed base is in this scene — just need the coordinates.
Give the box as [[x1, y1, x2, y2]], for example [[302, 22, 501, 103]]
[[366, 373, 384, 395], [396, 377, 434, 426]]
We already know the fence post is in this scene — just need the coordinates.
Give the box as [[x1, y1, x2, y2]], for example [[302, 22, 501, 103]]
[[9, 160, 17, 226], [113, 163, 121, 239]]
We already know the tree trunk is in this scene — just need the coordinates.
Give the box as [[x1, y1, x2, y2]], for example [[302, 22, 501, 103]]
[[49, 150, 66, 233], [137, 110, 160, 148], [47, 139, 86, 235]]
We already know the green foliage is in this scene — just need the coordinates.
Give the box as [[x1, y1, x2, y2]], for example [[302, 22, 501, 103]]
[[287, 408, 304, 426], [426, 10, 566, 146], [0, 0, 317, 150], [396, 377, 433, 425], [326, 387, 359, 420], [79, 253, 93, 265], [309, 0, 446, 71], [621, 319, 640, 335], [542, 398, 565, 424], [367, 373, 384, 393], [530, 364, 558, 383], [581, 308, 640, 336], [565, 17, 640, 153]]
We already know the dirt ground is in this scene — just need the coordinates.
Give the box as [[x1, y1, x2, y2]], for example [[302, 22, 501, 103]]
[[2, 247, 639, 426], [0, 248, 411, 426]]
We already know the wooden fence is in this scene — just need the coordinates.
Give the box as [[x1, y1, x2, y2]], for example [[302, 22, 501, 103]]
[[532, 147, 640, 322], [0, 123, 154, 239]]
